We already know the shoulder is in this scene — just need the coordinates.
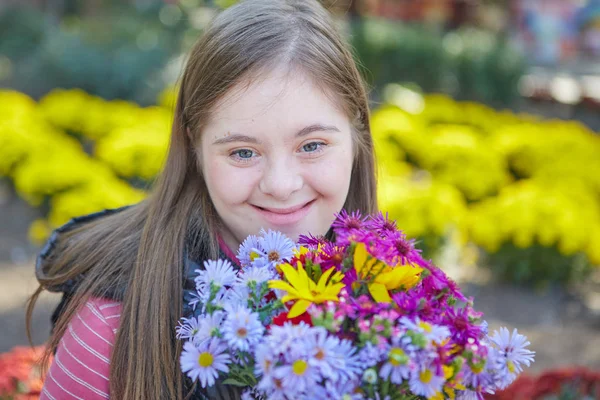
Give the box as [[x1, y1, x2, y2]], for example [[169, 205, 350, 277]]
[[41, 297, 123, 400], [35, 206, 133, 294]]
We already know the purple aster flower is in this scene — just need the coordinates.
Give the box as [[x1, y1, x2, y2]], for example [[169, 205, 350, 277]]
[[443, 306, 484, 346], [456, 389, 487, 400], [334, 337, 363, 383], [176, 316, 202, 341], [400, 317, 451, 345], [275, 355, 321, 396], [366, 212, 398, 237], [408, 364, 445, 398], [268, 321, 313, 356], [308, 380, 364, 400], [358, 341, 385, 368], [180, 338, 230, 388], [306, 327, 345, 380], [379, 336, 412, 384], [236, 265, 275, 287], [255, 229, 295, 268], [332, 209, 369, 232], [195, 259, 237, 294], [222, 304, 264, 352], [489, 327, 535, 389], [461, 352, 495, 389], [385, 234, 423, 266], [318, 243, 347, 270], [194, 311, 225, 345], [237, 234, 262, 268], [298, 233, 328, 248], [254, 342, 275, 379]]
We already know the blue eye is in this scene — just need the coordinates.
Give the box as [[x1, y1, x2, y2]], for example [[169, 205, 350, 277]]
[[301, 142, 326, 153], [232, 149, 255, 159]]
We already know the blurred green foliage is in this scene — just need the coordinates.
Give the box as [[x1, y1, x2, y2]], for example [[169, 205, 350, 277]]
[[0, 2, 191, 105], [351, 18, 525, 106]]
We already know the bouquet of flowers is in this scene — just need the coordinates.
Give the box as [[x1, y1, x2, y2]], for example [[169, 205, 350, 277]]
[[177, 212, 535, 399]]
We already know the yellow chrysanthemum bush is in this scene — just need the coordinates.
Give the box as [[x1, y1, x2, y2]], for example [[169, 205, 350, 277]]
[[373, 87, 600, 286], [0, 89, 150, 244], [94, 106, 172, 180]]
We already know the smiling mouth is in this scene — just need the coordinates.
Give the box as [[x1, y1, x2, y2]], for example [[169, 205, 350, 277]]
[[251, 200, 316, 225], [254, 200, 315, 214]]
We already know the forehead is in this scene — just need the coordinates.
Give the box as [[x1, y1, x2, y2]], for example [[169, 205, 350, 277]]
[[206, 66, 348, 133]]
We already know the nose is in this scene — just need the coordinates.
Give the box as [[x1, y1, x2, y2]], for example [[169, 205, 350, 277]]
[[258, 156, 303, 201]]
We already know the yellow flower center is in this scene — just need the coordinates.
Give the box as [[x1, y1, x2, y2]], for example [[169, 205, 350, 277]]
[[293, 360, 308, 376], [250, 251, 260, 261], [389, 348, 407, 366], [471, 364, 484, 374], [507, 360, 515, 374], [198, 352, 214, 368], [418, 321, 433, 333], [420, 369, 433, 384]]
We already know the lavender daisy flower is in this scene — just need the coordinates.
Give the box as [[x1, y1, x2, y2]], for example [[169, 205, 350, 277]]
[[268, 321, 313, 355], [195, 259, 237, 293], [222, 305, 264, 352], [379, 337, 411, 384], [456, 389, 486, 400], [176, 316, 202, 341], [400, 317, 451, 345], [462, 356, 495, 389], [237, 265, 275, 287], [334, 337, 363, 383], [180, 338, 230, 388], [489, 327, 535, 389], [177, 312, 224, 345], [256, 374, 288, 400], [275, 355, 321, 395], [195, 311, 225, 345], [308, 380, 365, 400], [254, 343, 275, 377], [490, 327, 535, 374], [408, 365, 445, 398], [255, 229, 295, 267], [306, 327, 343, 380], [237, 234, 262, 268], [358, 341, 385, 368]]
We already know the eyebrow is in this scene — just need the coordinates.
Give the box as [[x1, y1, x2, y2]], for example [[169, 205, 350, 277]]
[[211, 123, 340, 145]]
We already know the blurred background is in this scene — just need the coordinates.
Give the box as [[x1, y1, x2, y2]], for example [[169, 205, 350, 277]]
[[1, 0, 600, 398]]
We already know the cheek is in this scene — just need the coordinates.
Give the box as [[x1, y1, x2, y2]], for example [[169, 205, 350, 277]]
[[203, 157, 258, 206], [306, 148, 353, 201]]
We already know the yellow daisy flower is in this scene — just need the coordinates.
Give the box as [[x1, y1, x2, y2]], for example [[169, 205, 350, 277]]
[[353, 242, 422, 303], [268, 261, 345, 318]]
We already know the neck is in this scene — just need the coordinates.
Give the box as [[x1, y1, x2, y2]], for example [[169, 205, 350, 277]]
[[217, 227, 240, 263]]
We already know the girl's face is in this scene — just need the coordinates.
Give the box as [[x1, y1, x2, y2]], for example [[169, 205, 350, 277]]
[[198, 66, 354, 250]]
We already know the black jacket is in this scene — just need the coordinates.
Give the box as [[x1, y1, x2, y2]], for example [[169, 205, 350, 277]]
[[35, 206, 243, 399]]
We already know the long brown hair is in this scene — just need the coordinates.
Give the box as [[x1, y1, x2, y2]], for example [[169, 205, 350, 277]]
[[26, 0, 377, 398]]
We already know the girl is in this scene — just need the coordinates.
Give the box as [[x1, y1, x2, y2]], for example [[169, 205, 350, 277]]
[[27, 0, 377, 398]]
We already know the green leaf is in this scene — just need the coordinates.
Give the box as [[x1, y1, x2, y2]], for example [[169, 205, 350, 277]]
[[221, 378, 249, 387]]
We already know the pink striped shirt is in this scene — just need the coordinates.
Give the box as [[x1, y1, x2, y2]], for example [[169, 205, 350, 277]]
[[41, 297, 122, 400]]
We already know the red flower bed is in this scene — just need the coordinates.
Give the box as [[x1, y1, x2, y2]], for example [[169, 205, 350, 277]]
[[0, 346, 50, 400], [488, 366, 600, 400]]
